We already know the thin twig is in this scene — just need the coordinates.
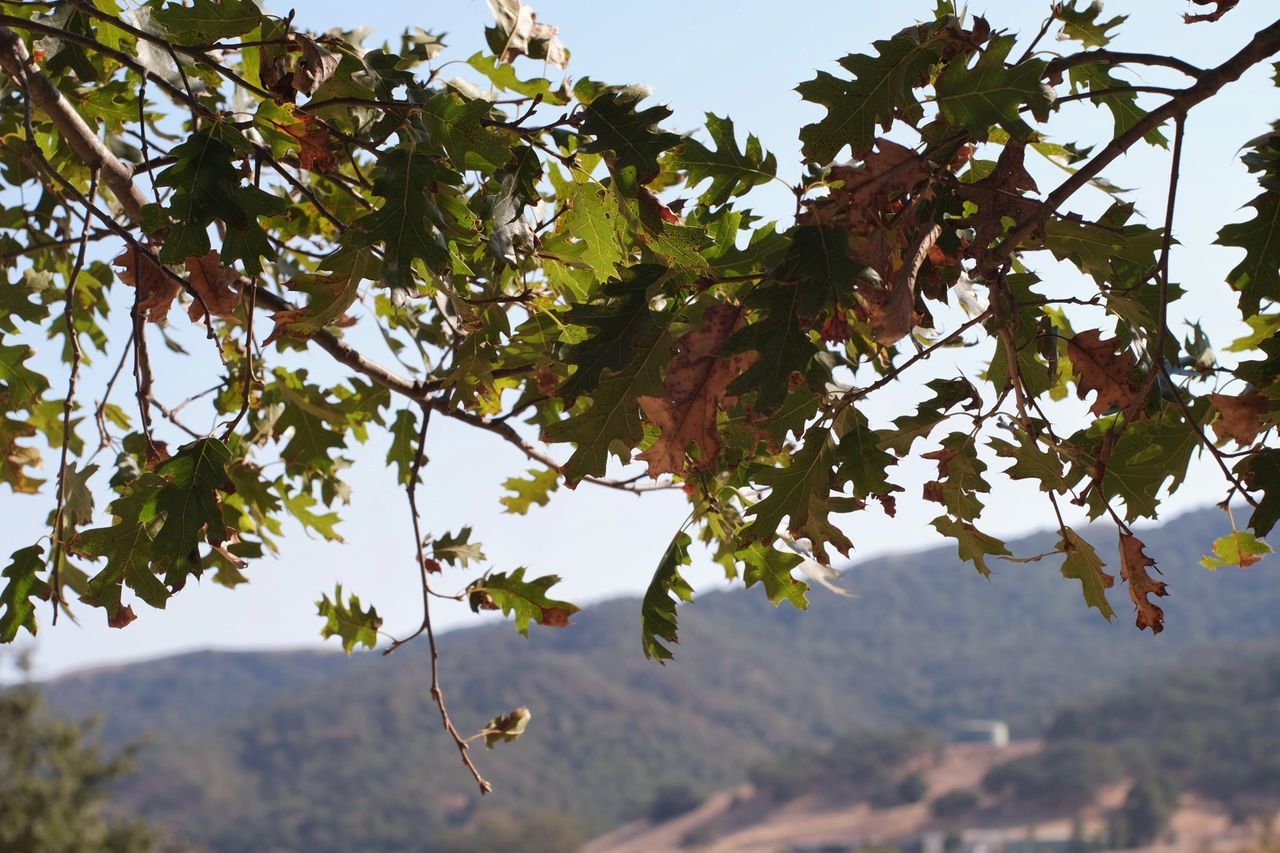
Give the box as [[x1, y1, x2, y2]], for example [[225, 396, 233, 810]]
[[387, 404, 493, 795], [49, 169, 98, 624]]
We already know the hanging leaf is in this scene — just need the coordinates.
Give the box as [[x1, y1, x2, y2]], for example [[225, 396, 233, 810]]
[[317, 584, 382, 653], [467, 568, 579, 635]]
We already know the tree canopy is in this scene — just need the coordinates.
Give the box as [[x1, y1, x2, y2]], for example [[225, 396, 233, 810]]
[[0, 0, 1278, 792]]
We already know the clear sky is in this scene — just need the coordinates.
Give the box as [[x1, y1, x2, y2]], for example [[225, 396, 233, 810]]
[[9, 1, 1279, 677]]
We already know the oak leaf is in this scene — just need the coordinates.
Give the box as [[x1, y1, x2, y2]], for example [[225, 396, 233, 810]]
[[637, 304, 756, 477], [1119, 532, 1168, 633], [1209, 391, 1267, 446], [113, 245, 180, 322], [184, 251, 242, 321], [1067, 329, 1142, 416]]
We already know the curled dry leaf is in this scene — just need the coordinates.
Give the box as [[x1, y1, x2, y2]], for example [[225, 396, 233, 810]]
[[292, 35, 340, 97], [106, 604, 137, 629], [799, 138, 941, 345], [859, 222, 942, 345], [1119, 532, 1169, 633], [113, 245, 180, 322], [637, 303, 757, 477], [956, 140, 1041, 255], [486, 0, 567, 67], [480, 706, 531, 749], [185, 251, 242, 321], [1067, 329, 1143, 417], [1209, 391, 1267, 446]]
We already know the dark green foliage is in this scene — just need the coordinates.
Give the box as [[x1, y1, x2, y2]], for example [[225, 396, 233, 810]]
[[1108, 776, 1179, 848], [749, 729, 940, 804], [646, 783, 705, 822], [0, 679, 158, 852], [1044, 643, 1280, 813], [930, 787, 980, 819], [982, 743, 1122, 809]]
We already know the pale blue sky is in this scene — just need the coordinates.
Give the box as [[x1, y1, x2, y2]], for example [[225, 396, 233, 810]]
[[9, 1, 1279, 676]]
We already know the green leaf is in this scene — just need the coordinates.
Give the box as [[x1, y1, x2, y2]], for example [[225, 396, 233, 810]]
[[465, 52, 569, 105], [0, 273, 51, 335], [774, 225, 869, 316], [990, 428, 1069, 494], [922, 433, 990, 521], [673, 113, 777, 207], [641, 531, 693, 662], [542, 176, 627, 278], [1227, 313, 1280, 352], [152, 131, 287, 275], [542, 326, 672, 484], [0, 545, 48, 643], [936, 36, 1047, 141], [345, 143, 465, 288], [579, 92, 683, 184], [560, 264, 666, 402], [386, 408, 421, 487], [264, 247, 377, 343], [1068, 64, 1167, 147], [282, 492, 344, 542], [1092, 404, 1203, 522], [737, 542, 808, 609], [432, 527, 485, 568], [740, 426, 852, 562], [151, 0, 264, 45], [467, 568, 579, 636], [420, 90, 513, 172], [931, 516, 1010, 577], [500, 468, 560, 515], [1236, 449, 1280, 536], [1059, 528, 1116, 620], [834, 407, 897, 499], [74, 476, 171, 622], [317, 584, 382, 653], [1201, 530, 1272, 570], [1220, 191, 1280, 314], [1057, 1, 1126, 47], [0, 343, 51, 410], [149, 438, 232, 572], [1041, 204, 1164, 283], [797, 35, 937, 162], [880, 378, 981, 456], [726, 282, 819, 414]]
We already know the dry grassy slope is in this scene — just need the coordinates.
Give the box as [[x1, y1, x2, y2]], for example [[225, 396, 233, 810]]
[[584, 742, 1260, 853]]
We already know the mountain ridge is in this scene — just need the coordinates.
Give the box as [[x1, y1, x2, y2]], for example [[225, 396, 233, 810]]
[[36, 504, 1280, 851]]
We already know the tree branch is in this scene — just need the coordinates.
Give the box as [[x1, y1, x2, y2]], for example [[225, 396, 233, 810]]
[[0, 25, 147, 219]]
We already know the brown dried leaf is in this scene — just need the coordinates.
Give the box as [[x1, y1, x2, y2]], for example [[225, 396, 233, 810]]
[[1119, 532, 1168, 634], [1209, 392, 1267, 446], [637, 304, 756, 477], [1067, 330, 1142, 416], [107, 604, 137, 629], [957, 141, 1042, 256], [539, 606, 574, 627], [858, 223, 941, 345], [113, 245, 180, 322], [184, 251, 242, 321], [293, 35, 340, 96], [802, 139, 931, 237]]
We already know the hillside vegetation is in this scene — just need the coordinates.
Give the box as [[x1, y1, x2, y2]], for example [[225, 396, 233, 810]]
[[39, 508, 1280, 851]]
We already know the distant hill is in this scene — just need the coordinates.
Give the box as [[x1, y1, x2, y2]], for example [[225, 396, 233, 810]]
[[39, 506, 1280, 852], [589, 641, 1280, 852]]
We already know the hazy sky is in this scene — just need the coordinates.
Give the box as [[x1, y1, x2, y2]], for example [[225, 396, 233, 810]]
[[10, 1, 1280, 677]]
